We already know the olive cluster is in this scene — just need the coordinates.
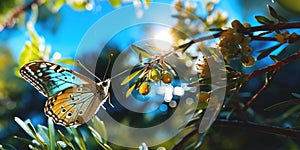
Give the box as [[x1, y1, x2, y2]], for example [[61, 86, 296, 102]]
[[139, 69, 173, 96]]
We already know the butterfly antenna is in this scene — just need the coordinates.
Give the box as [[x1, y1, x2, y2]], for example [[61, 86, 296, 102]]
[[103, 53, 113, 81], [111, 68, 130, 80], [76, 60, 102, 82]]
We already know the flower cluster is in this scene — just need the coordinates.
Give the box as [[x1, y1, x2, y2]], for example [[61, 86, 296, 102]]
[[218, 20, 255, 66]]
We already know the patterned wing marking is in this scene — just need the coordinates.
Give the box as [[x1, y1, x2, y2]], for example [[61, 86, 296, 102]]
[[44, 84, 108, 127], [19, 61, 95, 97]]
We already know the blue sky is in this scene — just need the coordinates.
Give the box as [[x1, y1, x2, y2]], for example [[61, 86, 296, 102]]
[[0, 0, 247, 60]]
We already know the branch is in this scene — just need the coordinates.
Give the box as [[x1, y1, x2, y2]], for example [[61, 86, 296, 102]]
[[214, 119, 300, 139], [247, 22, 300, 32], [172, 119, 300, 149], [174, 22, 300, 52], [0, 0, 42, 31], [247, 51, 300, 79], [242, 68, 279, 111]]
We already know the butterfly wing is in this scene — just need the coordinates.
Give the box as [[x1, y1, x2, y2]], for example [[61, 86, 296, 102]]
[[19, 61, 95, 97], [44, 84, 108, 126]]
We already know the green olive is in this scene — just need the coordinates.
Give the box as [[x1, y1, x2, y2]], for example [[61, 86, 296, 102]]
[[148, 69, 161, 82], [139, 82, 151, 96], [161, 71, 173, 84]]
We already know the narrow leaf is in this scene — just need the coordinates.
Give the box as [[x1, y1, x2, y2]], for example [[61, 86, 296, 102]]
[[292, 93, 300, 99], [257, 44, 282, 60], [71, 128, 86, 150], [277, 15, 288, 22], [52, 0, 65, 12], [89, 127, 112, 150], [126, 84, 136, 98], [269, 55, 281, 62], [268, 5, 279, 19], [92, 116, 107, 142], [57, 130, 75, 149], [14, 117, 35, 139], [27, 122, 48, 149], [131, 45, 153, 58], [255, 16, 274, 25], [48, 118, 56, 150], [121, 69, 143, 85], [264, 99, 300, 111]]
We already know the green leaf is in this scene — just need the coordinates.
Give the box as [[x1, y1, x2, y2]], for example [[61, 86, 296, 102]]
[[264, 99, 300, 111], [92, 116, 107, 142], [48, 118, 56, 150], [14, 117, 35, 139], [268, 5, 288, 22], [121, 69, 143, 85], [108, 0, 122, 7], [16, 41, 41, 77], [257, 44, 282, 60], [29, 4, 38, 24], [131, 45, 153, 58], [255, 16, 274, 25], [269, 55, 280, 62], [57, 130, 75, 149], [268, 5, 278, 19], [53, 0, 65, 12], [67, 1, 88, 10], [54, 58, 76, 65], [88, 127, 112, 150], [27, 22, 41, 47], [26, 122, 48, 149], [56, 142, 63, 150], [37, 125, 50, 144], [292, 93, 300, 99], [126, 84, 136, 98], [277, 15, 288, 22], [0, 144, 17, 150], [71, 127, 86, 150]]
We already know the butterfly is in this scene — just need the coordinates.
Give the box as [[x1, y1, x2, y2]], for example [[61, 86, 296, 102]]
[[19, 61, 111, 127]]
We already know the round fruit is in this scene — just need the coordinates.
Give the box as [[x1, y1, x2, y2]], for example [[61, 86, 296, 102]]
[[241, 55, 255, 67], [197, 91, 211, 102], [139, 82, 151, 96], [148, 69, 161, 82], [161, 71, 173, 84]]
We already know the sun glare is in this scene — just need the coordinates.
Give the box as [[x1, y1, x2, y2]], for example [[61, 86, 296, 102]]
[[154, 30, 173, 43]]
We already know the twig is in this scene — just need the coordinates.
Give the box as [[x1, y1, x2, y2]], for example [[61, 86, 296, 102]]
[[247, 22, 300, 32], [246, 51, 300, 79], [241, 51, 300, 111], [214, 119, 300, 139], [172, 119, 300, 149], [0, 0, 42, 31], [242, 68, 279, 111]]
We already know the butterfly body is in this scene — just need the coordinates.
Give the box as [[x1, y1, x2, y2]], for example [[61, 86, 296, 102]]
[[20, 61, 110, 127]]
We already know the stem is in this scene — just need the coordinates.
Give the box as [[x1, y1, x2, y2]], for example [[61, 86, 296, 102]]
[[171, 119, 300, 149], [247, 51, 300, 79], [0, 0, 42, 31], [242, 68, 279, 111], [214, 119, 300, 139], [247, 22, 300, 32]]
